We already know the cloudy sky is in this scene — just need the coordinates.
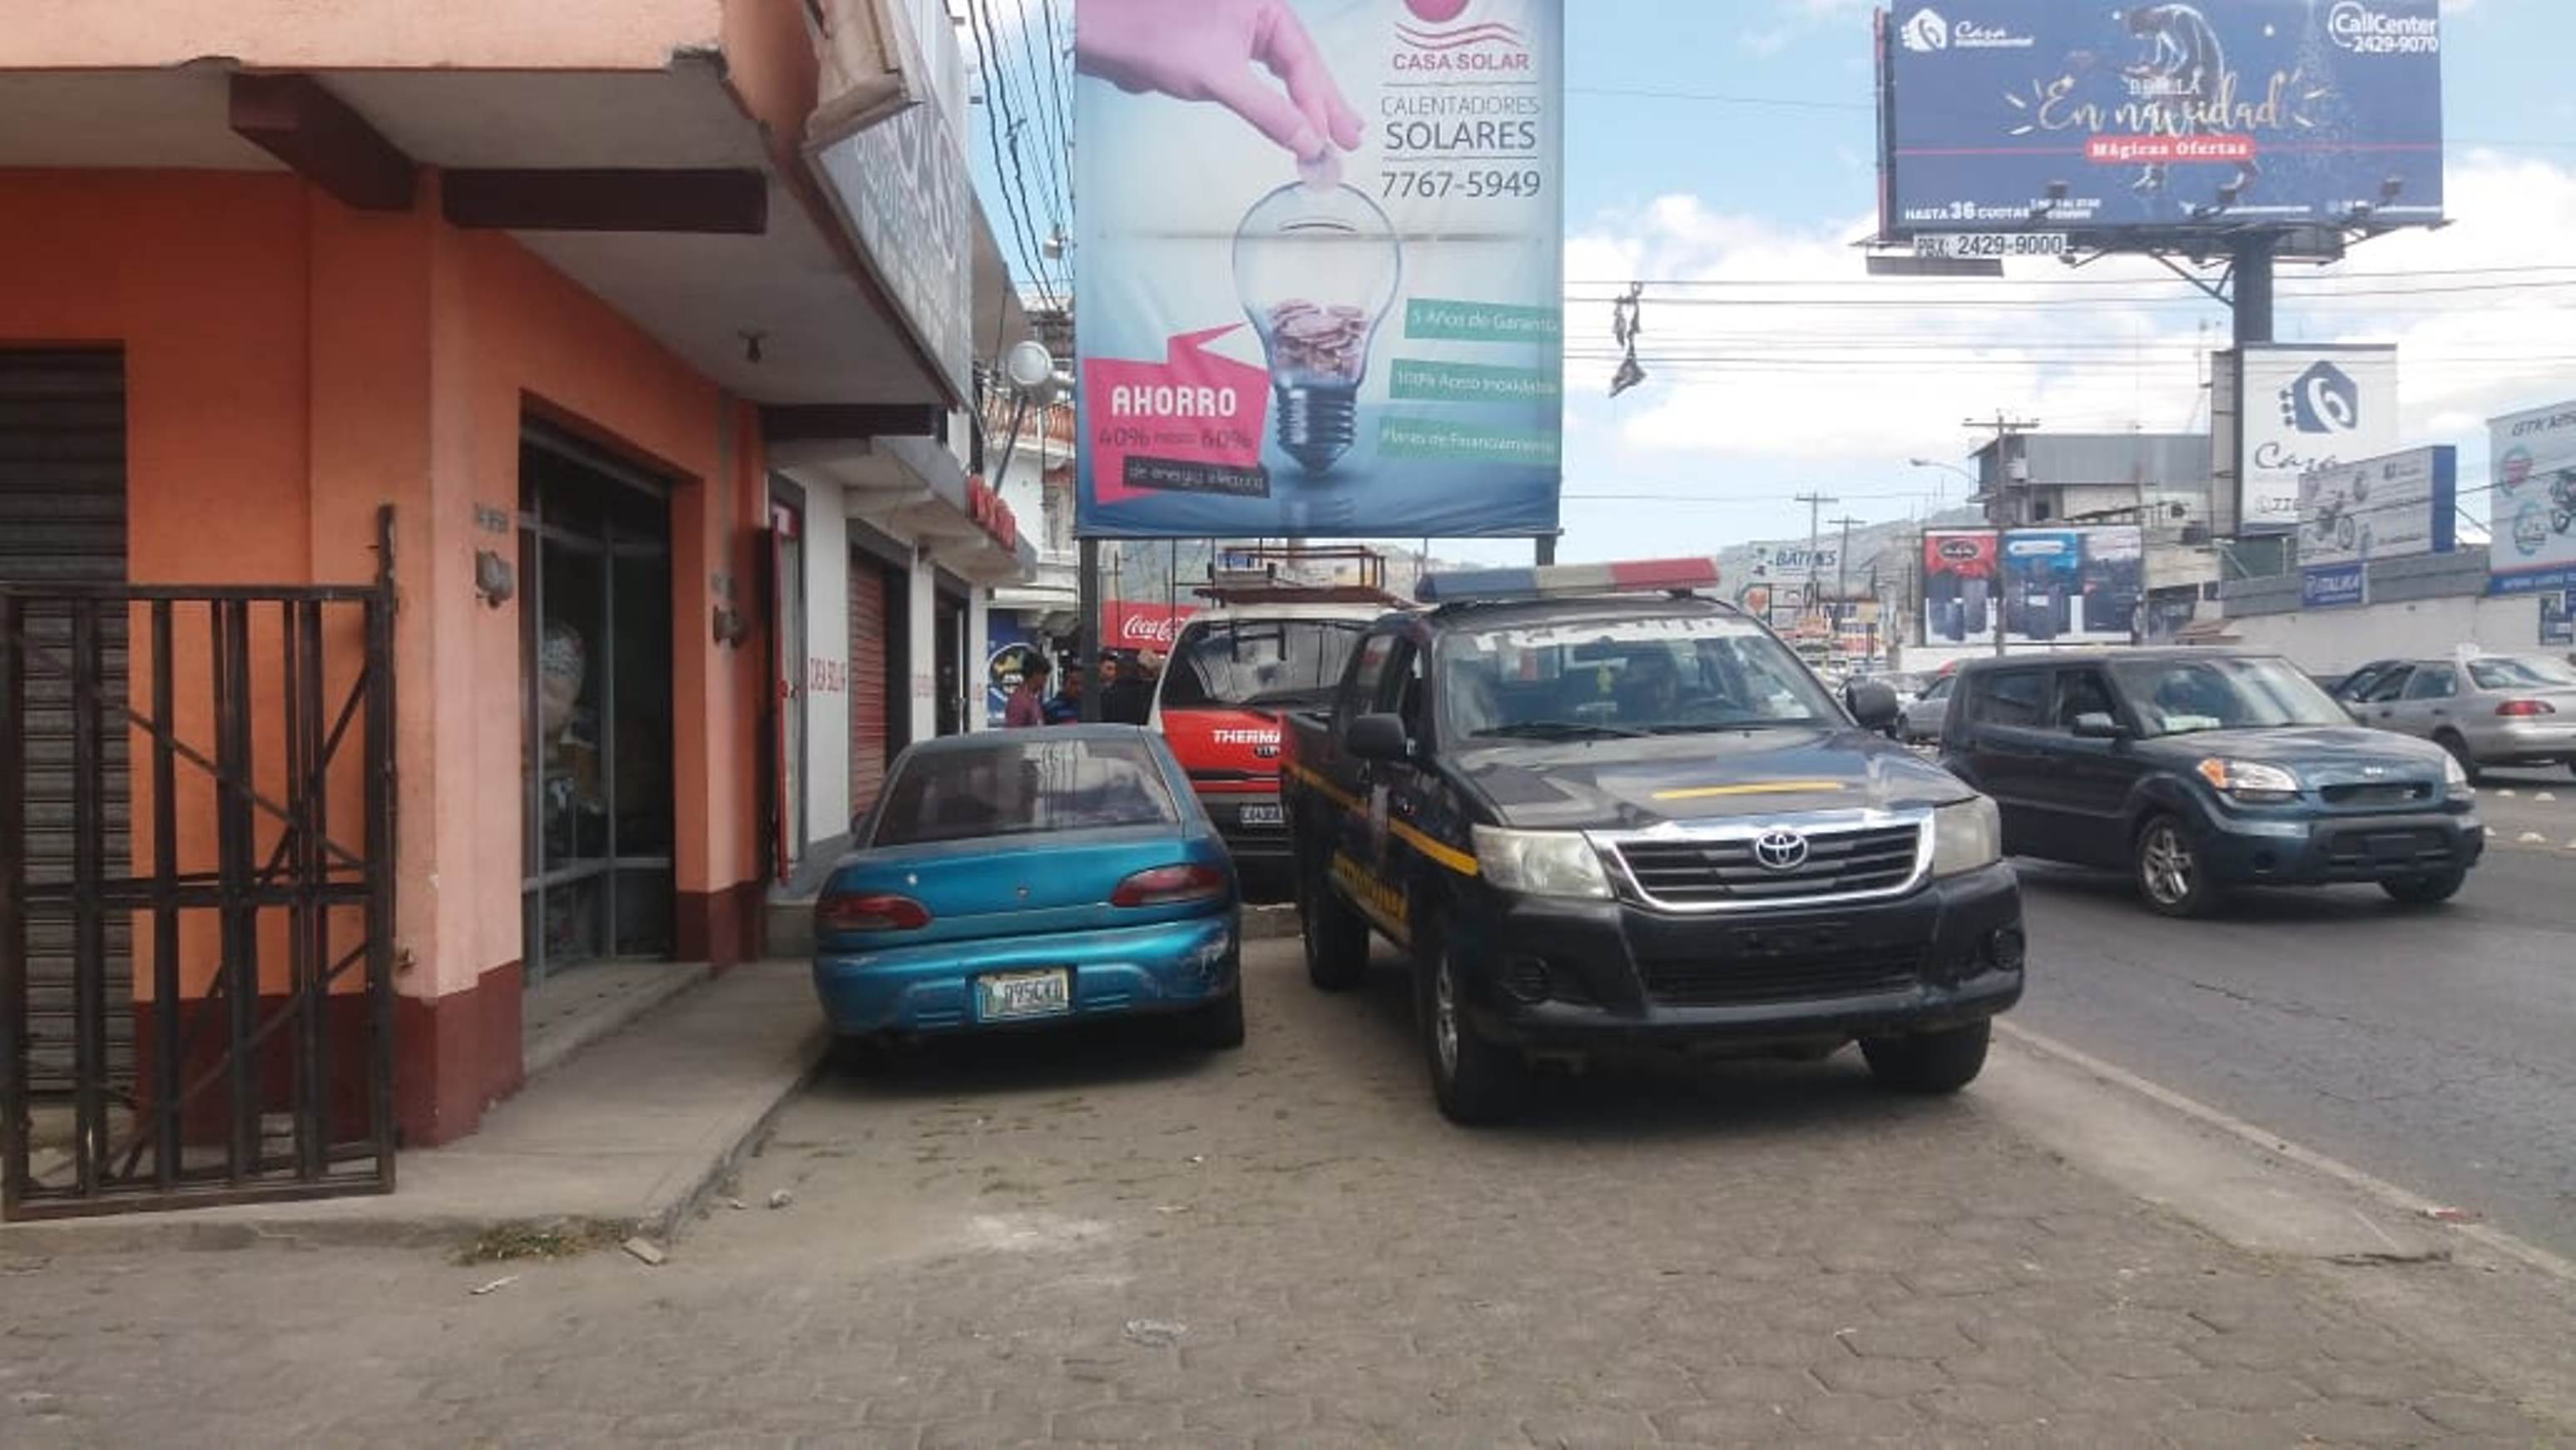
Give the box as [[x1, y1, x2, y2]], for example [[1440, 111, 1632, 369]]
[[969, 0, 2575, 565]]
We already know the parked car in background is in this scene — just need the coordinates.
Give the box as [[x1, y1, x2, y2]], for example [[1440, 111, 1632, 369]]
[[811, 727, 1244, 1061], [2332, 655, 2576, 781], [1943, 651, 2482, 917], [1899, 675, 1954, 744]]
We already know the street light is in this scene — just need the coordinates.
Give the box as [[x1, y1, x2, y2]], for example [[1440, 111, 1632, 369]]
[[1906, 458, 1977, 508]]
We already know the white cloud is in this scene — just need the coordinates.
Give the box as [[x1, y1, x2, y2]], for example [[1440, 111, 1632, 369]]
[[1562, 152, 2576, 483]]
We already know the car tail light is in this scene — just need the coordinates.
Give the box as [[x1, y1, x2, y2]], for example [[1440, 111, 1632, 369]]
[[2496, 699, 2557, 717], [815, 892, 931, 933], [1111, 863, 1228, 908]]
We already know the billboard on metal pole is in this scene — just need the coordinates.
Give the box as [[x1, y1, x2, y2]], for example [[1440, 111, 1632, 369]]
[[2222, 344, 2400, 534], [1877, 1, 2445, 244], [2488, 400, 2576, 597], [1073, 0, 1564, 540]]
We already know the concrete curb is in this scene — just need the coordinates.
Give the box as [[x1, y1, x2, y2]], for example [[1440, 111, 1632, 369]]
[[639, 1023, 830, 1244]]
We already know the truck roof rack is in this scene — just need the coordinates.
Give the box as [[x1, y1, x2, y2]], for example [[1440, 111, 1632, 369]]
[[1415, 557, 1724, 606], [1193, 544, 1404, 608]]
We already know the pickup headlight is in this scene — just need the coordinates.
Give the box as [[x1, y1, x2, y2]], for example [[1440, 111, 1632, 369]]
[[1930, 796, 2002, 878], [2443, 753, 2471, 791], [2195, 758, 2301, 803], [1471, 826, 1612, 899]]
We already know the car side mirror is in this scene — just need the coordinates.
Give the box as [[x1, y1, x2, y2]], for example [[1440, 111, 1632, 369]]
[[2072, 711, 2124, 740], [1845, 680, 1901, 731], [1346, 712, 1411, 763]]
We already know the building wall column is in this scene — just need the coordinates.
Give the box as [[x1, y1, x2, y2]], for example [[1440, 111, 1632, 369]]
[[906, 549, 939, 742]]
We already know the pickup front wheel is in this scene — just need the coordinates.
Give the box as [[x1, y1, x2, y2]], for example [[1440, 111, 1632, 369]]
[[1300, 854, 1370, 991], [1423, 941, 1528, 1126]]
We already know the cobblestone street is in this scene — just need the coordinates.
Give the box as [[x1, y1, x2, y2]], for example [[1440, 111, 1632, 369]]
[[2, 942, 2563, 1447]]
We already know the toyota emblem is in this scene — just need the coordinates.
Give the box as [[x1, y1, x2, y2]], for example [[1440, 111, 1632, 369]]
[[1752, 829, 1811, 873]]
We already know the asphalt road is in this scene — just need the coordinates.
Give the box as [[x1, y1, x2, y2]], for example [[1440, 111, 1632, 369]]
[[2011, 811, 2576, 1263]]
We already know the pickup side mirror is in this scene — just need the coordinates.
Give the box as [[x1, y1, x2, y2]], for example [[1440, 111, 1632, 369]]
[[2071, 711, 2125, 740], [1346, 712, 1411, 763], [1845, 680, 1901, 732]]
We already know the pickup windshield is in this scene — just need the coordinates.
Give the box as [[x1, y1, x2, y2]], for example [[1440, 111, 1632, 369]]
[[1161, 619, 1369, 710], [1439, 614, 1840, 742]]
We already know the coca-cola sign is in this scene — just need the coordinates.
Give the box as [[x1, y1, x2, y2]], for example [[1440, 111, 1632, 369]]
[[1101, 601, 1194, 648]]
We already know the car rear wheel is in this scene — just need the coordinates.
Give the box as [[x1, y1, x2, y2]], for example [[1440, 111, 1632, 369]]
[[1422, 941, 1527, 1126], [1179, 989, 1246, 1049], [2435, 731, 2483, 785], [2381, 869, 2466, 907], [2136, 815, 2223, 918], [1300, 852, 1370, 991], [830, 1034, 893, 1076], [1860, 1019, 1989, 1095]]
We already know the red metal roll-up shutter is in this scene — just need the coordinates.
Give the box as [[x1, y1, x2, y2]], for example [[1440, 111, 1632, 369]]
[[849, 557, 890, 817]]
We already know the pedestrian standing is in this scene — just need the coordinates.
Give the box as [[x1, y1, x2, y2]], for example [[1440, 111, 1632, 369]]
[[1045, 665, 1085, 725], [1004, 655, 1052, 728]]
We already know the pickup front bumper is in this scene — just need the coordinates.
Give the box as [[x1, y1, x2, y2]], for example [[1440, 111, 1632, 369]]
[[1451, 864, 2024, 1051]]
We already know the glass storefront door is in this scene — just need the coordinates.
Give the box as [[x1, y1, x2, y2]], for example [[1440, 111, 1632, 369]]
[[519, 433, 675, 982]]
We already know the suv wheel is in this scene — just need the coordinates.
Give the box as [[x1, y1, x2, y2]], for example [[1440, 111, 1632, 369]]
[[1300, 851, 1370, 991], [2136, 815, 2223, 918], [2381, 869, 2466, 907], [2435, 731, 2483, 786], [1861, 1020, 1989, 1094], [1422, 940, 1527, 1126]]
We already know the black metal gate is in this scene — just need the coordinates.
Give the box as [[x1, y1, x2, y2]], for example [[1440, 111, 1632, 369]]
[[1, 512, 397, 1219]]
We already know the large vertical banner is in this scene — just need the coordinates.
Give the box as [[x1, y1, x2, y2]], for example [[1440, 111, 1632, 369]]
[[1920, 530, 1998, 645], [1074, 0, 1564, 539], [2489, 400, 2576, 597]]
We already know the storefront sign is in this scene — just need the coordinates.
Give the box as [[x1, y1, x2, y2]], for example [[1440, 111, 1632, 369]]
[[965, 475, 1019, 552], [813, 71, 973, 405], [1074, 0, 1564, 539], [2541, 590, 2574, 646], [1100, 601, 1196, 651], [2301, 563, 2368, 610], [2489, 398, 2576, 596]]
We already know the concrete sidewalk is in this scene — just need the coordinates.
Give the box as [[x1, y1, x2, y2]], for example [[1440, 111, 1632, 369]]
[[1, 960, 825, 1251]]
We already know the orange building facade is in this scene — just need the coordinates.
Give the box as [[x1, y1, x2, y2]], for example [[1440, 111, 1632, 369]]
[[1, 0, 1028, 1150]]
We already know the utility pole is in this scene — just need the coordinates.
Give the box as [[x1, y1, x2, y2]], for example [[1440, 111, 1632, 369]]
[[1830, 515, 1863, 603], [1966, 415, 2038, 657], [1794, 492, 1835, 611]]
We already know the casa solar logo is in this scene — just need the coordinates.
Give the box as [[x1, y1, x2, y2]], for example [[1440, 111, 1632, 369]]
[[1398, 0, 1531, 70], [1897, 7, 2031, 53]]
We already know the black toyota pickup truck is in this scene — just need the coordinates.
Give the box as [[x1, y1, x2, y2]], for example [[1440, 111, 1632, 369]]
[[1280, 562, 2025, 1124]]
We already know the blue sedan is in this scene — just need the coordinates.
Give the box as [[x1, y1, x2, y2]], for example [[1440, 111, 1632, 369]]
[[813, 725, 1243, 1055]]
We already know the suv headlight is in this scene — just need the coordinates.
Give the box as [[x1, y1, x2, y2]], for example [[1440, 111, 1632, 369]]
[[1930, 796, 2001, 878], [1472, 826, 1612, 899], [2195, 758, 2301, 803], [2443, 753, 2471, 791]]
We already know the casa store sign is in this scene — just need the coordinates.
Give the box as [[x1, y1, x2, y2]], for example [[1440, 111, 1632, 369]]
[[965, 476, 1018, 552], [1100, 601, 1194, 649]]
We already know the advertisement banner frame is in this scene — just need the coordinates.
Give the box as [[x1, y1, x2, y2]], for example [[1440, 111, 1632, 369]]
[[2229, 344, 2401, 536], [1073, 0, 1566, 541], [2488, 400, 2576, 597]]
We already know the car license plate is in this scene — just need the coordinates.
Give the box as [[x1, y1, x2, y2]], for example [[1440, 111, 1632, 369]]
[[977, 968, 1071, 1022], [1239, 802, 1286, 829]]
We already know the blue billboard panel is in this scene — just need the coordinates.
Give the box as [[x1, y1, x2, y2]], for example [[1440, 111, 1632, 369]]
[[1074, 0, 1563, 539], [2300, 563, 2367, 610], [1880, 1, 2444, 236]]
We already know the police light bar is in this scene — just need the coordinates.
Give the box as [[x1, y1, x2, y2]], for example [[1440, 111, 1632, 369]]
[[1416, 557, 1723, 606]]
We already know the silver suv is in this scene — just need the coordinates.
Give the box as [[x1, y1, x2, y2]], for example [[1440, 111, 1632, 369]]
[[2334, 655, 2576, 781]]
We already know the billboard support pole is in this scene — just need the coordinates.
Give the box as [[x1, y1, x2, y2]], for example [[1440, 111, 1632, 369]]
[[1535, 533, 1557, 567], [2231, 233, 2276, 346], [1077, 537, 1102, 724]]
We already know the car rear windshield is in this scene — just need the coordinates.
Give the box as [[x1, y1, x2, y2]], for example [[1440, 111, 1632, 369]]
[[871, 737, 1180, 847], [1160, 619, 1368, 710], [2467, 656, 2576, 690], [2110, 657, 2351, 737]]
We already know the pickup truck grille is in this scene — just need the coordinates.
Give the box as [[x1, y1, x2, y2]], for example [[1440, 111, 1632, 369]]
[[1638, 947, 1925, 1007], [1611, 824, 1924, 908]]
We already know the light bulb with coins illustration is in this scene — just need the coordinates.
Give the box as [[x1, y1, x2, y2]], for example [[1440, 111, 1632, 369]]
[[1232, 168, 1403, 475]]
